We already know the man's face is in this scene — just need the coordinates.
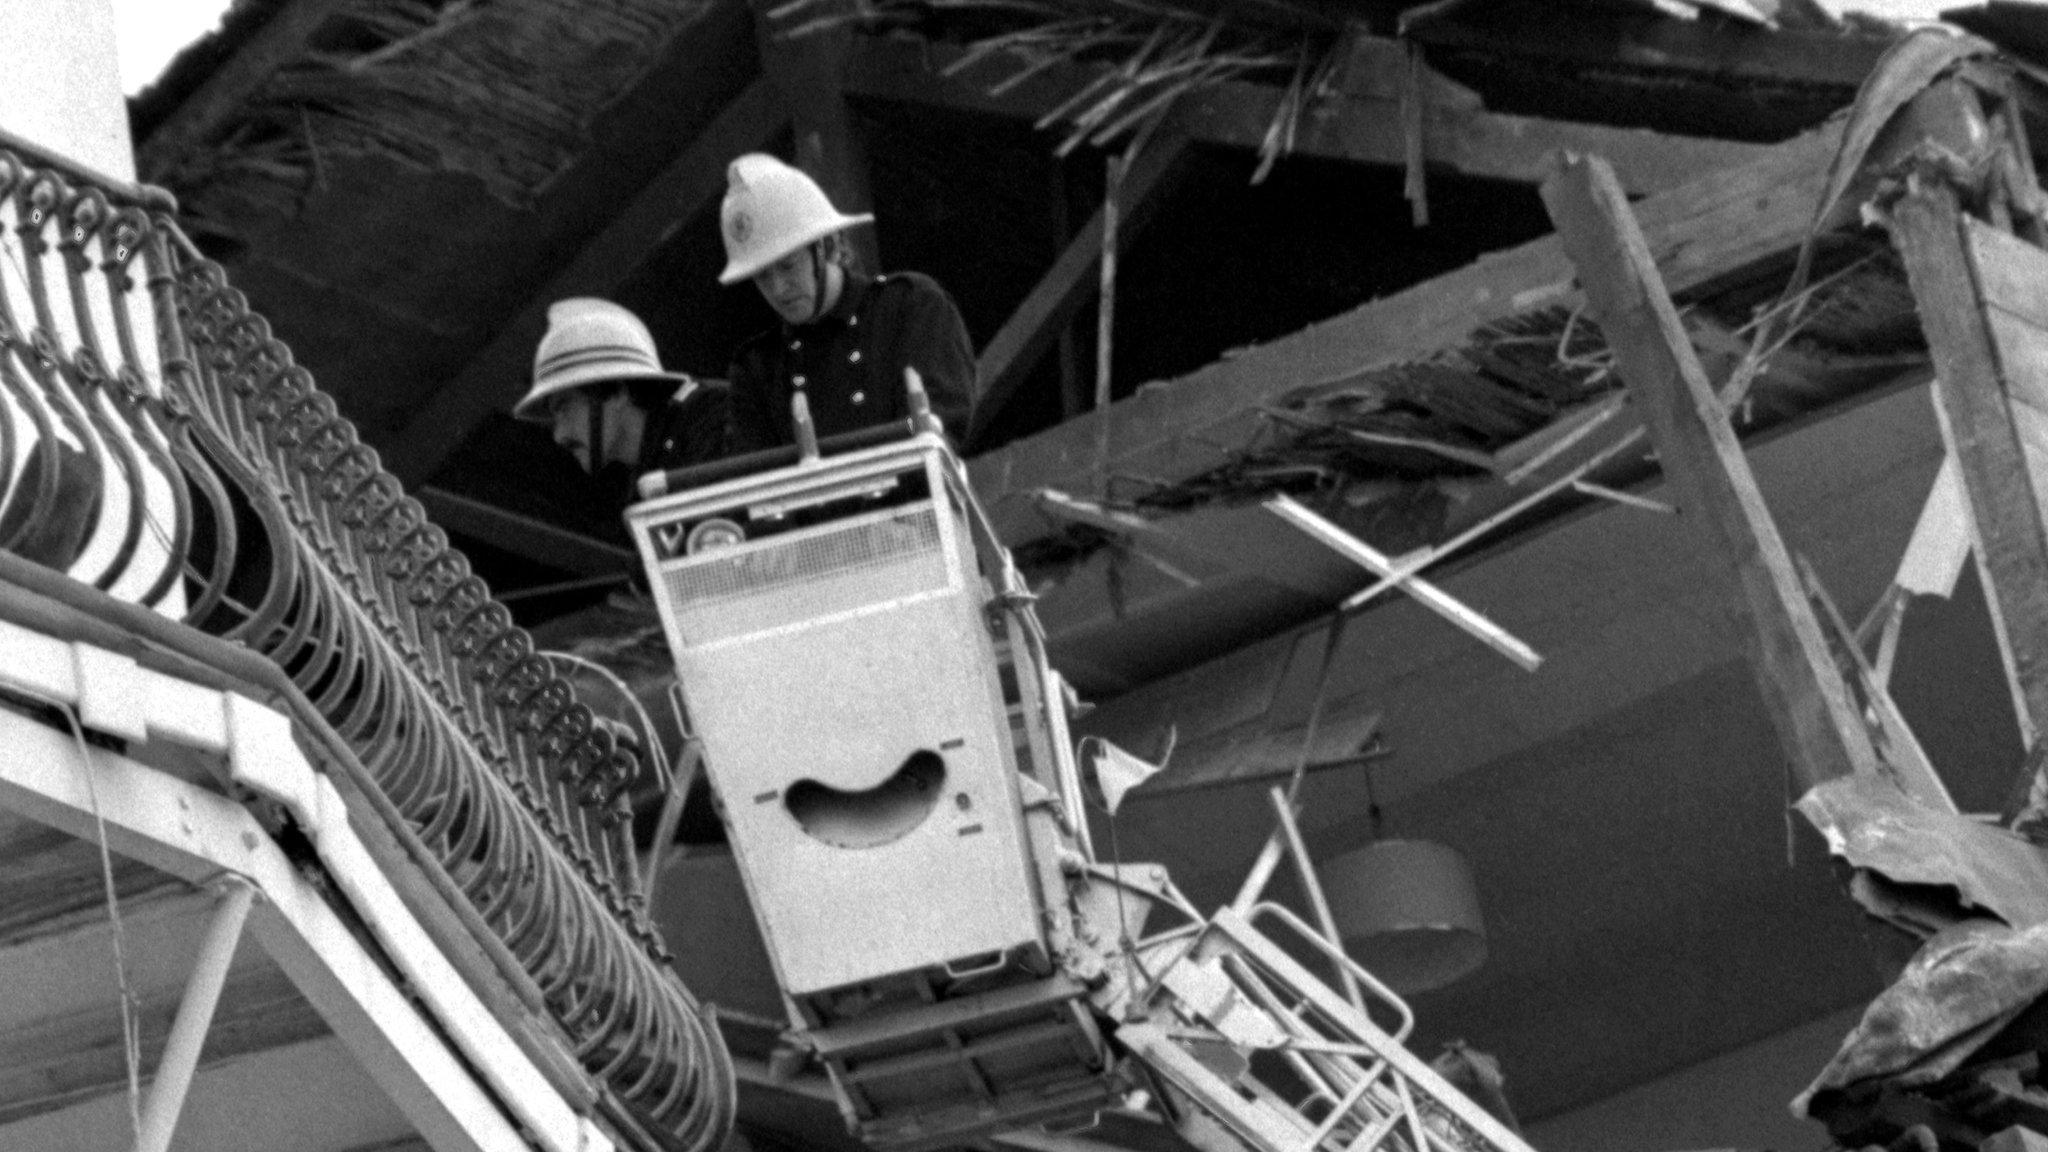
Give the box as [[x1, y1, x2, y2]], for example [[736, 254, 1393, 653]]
[[547, 388, 635, 473], [753, 247, 820, 325], [548, 391, 596, 472]]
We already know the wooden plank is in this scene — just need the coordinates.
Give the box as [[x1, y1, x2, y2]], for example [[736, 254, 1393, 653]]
[[1897, 187, 2048, 753], [1967, 218, 2048, 325], [381, 80, 785, 485], [967, 119, 1850, 546], [968, 133, 1192, 448], [1407, 6, 1889, 92], [417, 487, 635, 576], [1985, 309, 2048, 425], [846, 35, 1777, 197], [1542, 152, 1879, 791], [135, 0, 358, 184], [753, 0, 878, 273]]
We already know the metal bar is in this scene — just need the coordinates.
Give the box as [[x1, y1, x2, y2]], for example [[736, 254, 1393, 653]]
[[133, 878, 257, 1152], [1267, 787, 1365, 1013], [1338, 427, 1644, 614], [1220, 907, 1531, 1152], [1230, 830, 1288, 915], [1267, 497, 1541, 672]]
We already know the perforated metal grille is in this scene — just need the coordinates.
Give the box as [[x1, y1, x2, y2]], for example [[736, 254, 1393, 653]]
[[659, 505, 948, 646]]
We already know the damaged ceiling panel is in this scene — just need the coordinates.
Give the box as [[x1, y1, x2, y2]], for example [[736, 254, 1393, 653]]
[[142, 0, 718, 207]]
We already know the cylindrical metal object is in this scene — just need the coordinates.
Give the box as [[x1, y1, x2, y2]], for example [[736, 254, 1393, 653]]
[[1321, 839, 1487, 994]]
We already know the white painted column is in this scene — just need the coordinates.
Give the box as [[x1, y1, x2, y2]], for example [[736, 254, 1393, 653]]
[[0, 0, 134, 181]]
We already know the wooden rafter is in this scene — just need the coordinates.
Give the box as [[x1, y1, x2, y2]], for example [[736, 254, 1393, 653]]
[[966, 119, 1850, 548], [1543, 152, 1879, 791], [1889, 168, 2048, 796], [381, 80, 786, 487], [844, 33, 1779, 196], [969, 131, 1193, 448], [1407, 5, 1890, 94], [417, 488, 635, 577]]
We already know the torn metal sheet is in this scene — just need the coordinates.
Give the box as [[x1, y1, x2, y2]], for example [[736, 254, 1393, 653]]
[[1796, 918, 2048, 1123], [1799, 774, 2048, 929]]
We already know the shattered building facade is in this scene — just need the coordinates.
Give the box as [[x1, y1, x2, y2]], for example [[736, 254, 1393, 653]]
[[13, 0, 2048, 1150]]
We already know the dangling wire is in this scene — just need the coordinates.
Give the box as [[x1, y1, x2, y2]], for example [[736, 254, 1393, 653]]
[[1363, 754, 1384, 842], [1284, 612, 1350, 806], [19, 686, 146, 1140]]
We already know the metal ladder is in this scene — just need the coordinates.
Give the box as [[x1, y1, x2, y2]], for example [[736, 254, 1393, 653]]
[[1116, 823, 1536, 1152]]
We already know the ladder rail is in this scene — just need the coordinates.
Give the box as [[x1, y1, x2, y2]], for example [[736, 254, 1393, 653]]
[[1133, 902, 1538, 1152]]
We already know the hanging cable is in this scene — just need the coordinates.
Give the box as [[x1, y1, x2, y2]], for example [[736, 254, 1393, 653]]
[[14, 685, 146, 1141]]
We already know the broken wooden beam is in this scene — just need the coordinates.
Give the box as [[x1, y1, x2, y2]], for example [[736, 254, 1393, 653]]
[[381, 80, 785, 486], [967, 119, 1851, 549], [417, 487, 635, 577], [1887, 173, 2048, 806], [1542, 151, 1880, 790], [844, 34, 1780, 197], [1265, 496, 1542, 672]]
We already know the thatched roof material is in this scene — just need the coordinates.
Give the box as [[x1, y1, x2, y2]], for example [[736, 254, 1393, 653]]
[[150, 0, 719, 209]]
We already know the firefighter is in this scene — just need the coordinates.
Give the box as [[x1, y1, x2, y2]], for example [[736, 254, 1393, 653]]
[[716, 152, 975, 452], [512, 297, 729, 498]]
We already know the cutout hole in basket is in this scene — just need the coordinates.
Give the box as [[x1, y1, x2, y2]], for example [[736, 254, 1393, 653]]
[[786, 750, 947, 849]]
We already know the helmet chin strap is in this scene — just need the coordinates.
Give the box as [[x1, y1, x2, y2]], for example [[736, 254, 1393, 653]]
[[586, 390, 606, 473], [807, 241, 828, 323]]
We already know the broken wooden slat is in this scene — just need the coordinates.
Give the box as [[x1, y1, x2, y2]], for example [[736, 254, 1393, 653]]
[[968, 120, 1852, 547], [1338, 425, 1644, 613], [1265, 496, 1541, 672], [1543, 152, 1881, 790], [846, 34, 1779, 197], [1798, 554, 1958, 814], [416, 487, 634, 577], [1890, 181, 2048, 774]]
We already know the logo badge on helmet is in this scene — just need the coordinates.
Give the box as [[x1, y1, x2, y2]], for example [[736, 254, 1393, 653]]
[[728, 211, 752, 245]]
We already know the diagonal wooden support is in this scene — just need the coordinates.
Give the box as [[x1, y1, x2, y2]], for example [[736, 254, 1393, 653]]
[[969, 133, 1191, 449], [1542, 153, 1880, 792], [1887, 175, 2048, 814]]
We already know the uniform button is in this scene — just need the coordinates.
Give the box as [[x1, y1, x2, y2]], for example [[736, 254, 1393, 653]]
[[849, 349, 862, 363], [664, 439, 675, 450], [852, 391, 866, 404], [790, 338, 802, 351], [792, 374, 807, 387], [848, 315, 859, 327]]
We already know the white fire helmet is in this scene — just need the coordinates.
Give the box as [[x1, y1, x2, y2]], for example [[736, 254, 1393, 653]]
[[716, 153, 873, 285], [513, 298, 689, 422]]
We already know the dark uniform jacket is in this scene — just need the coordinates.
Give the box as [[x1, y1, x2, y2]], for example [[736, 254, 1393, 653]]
[[637, 379, 734, 476], [727, 271, 974, 453]]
